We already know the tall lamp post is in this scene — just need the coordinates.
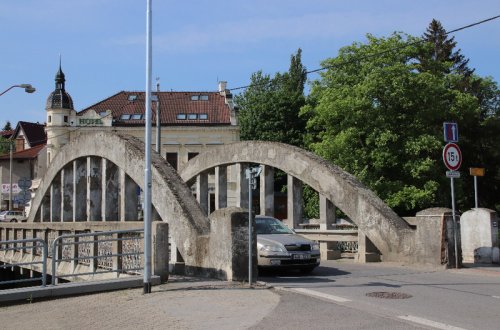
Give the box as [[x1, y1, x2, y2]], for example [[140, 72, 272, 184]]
[[1, 83, 36, 210]]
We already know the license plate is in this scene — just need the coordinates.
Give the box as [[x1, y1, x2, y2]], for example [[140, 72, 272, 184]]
[[292, 254, 310, 260]]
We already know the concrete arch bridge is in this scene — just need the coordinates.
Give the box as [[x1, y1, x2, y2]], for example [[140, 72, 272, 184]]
[[23, 132, 449, 280]]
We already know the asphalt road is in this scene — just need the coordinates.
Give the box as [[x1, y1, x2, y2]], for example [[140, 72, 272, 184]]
[[1, 261, 499, 329], [257, 260, 500, 330]]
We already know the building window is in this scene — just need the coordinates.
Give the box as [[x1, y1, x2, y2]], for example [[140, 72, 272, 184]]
[[188, 152, 199, 161], [120, 114, 131, 120], [191, 95, 208, 101], [128, 95, 138, 101], [199, 113, 208, 120], [187, 113, 197, 120], [99, 111, 107, 117], [176, 113, 186, 120], [64, 116, 68, 123], [131, 114, 142, 120], [48, 115, 51, 123], [166, 152, 178, 171]]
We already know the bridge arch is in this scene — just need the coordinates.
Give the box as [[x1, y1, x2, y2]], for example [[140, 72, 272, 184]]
[[29, 131, 210, 267], [179, 141, 414, 260]]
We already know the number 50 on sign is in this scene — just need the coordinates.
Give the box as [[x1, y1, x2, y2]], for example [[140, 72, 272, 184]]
[[443, 143, 462, 171]]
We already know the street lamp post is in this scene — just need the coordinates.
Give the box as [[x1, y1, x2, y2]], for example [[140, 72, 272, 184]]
[[1, 83, 36, 210], [0, 84, 36, 96]]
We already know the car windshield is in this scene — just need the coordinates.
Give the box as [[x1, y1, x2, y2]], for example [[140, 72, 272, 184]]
[[0, 211, 7, 216], [255, 217, 294, 235]]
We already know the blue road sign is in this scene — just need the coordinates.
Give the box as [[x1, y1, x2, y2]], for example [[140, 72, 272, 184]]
[[443, 122, 459, 142]]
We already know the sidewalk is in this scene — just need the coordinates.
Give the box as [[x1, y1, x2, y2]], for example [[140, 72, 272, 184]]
[[0, 276, 280, 330]]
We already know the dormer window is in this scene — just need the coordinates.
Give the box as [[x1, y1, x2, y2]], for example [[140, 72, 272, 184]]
[[191, 94, 209, 101], [128, 95, 137, 101], [199, 113, 208, 120], [188, 114, 197, 120], [120, 114, 131, 120], [177, 113, 187, 120], [131, 114, 142, 120]]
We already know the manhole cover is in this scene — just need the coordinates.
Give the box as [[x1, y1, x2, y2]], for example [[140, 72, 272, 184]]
[[366, 292, 412, 299]]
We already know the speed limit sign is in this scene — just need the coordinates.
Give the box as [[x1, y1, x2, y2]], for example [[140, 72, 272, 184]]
[[443, 143, 462, 171]]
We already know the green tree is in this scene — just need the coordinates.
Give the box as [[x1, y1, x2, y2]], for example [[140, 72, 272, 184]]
[[236, 49, 307, 147], [302, 32, 500, 215], [418, 19, 473, 77], [0, 137, 10, 155], [2, 121, 12, 131]]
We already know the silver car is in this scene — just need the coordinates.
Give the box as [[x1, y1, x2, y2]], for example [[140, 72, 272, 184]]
[[0, 210, 26, 222], [256, 215, 320, 273]]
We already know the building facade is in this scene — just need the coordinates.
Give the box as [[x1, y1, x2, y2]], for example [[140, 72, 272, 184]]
[[45, 65, 241, 211]]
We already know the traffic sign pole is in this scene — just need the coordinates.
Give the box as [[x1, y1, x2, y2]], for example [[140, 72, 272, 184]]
[[450, 177, 459, 269], [443, 142, 462, 269]]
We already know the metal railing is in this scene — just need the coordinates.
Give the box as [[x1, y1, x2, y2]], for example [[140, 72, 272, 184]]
[[0, 238, 47, 287], [51, 229, 144, 285]]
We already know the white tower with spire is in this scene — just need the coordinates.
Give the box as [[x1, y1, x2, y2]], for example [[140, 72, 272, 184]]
[[45, 60, 76, 164]]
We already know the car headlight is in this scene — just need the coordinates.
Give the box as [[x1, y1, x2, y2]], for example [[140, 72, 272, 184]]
[[311, 243, 320, 251], [260, 244, 287, 253]]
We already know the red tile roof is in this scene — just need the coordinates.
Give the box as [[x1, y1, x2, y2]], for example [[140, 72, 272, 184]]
[[0, 130, 14, 138], [0, 143, 45, 160], [79, 91, 232, 126]]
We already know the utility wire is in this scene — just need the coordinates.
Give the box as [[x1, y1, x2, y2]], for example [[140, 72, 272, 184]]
[[229, 14, 500, 92], [6, 14, 500, 149]]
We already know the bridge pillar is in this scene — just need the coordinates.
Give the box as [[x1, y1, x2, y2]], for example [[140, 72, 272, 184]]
[[287, 174, 303, 229], [104, 161, 119, 221], [319, 195, 336, 230], [259, 165, 274, 216], [50, 177, 61, 222], [62, 167, 74, 222], [87, 156, 102, 221], [236, 163, 249, 209], [40, 195, 50, 222], [119, 169, 139, 221], [196, 172, 209, 215], [215, 166, 227, 210], [74, 159, 87, 221]]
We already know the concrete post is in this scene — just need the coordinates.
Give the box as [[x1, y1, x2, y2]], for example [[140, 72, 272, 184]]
[[87, 157, 102, 221], [119, 168, 126, 222], [74, 159, 87, 222], [41, 195, 50, 222], [153, 222, 169, 282], [319, 195, 336, 230], [112, 232, 122, 277], [119, 169, 138, 221], [215, 165, 227, 210], [287, 174, 303, 229], [126, 175, 139, 221], [50, 177, 61, 222], [62, 167, 74, 222], [259, 165, 274, 216], [105, 162, 119, 221], [101, 158, 107, 221], [236, 163, 249, 209], [460, 208, 499, 264], [196, 172, 209, 215]]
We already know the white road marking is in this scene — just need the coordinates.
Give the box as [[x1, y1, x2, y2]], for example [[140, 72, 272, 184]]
[[492, 296, 500, 299], [291, 288, 351, 302], [398, 315, 468, 330]]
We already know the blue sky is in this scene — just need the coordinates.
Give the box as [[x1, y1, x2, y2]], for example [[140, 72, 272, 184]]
[[1, 0, 499, 127]]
